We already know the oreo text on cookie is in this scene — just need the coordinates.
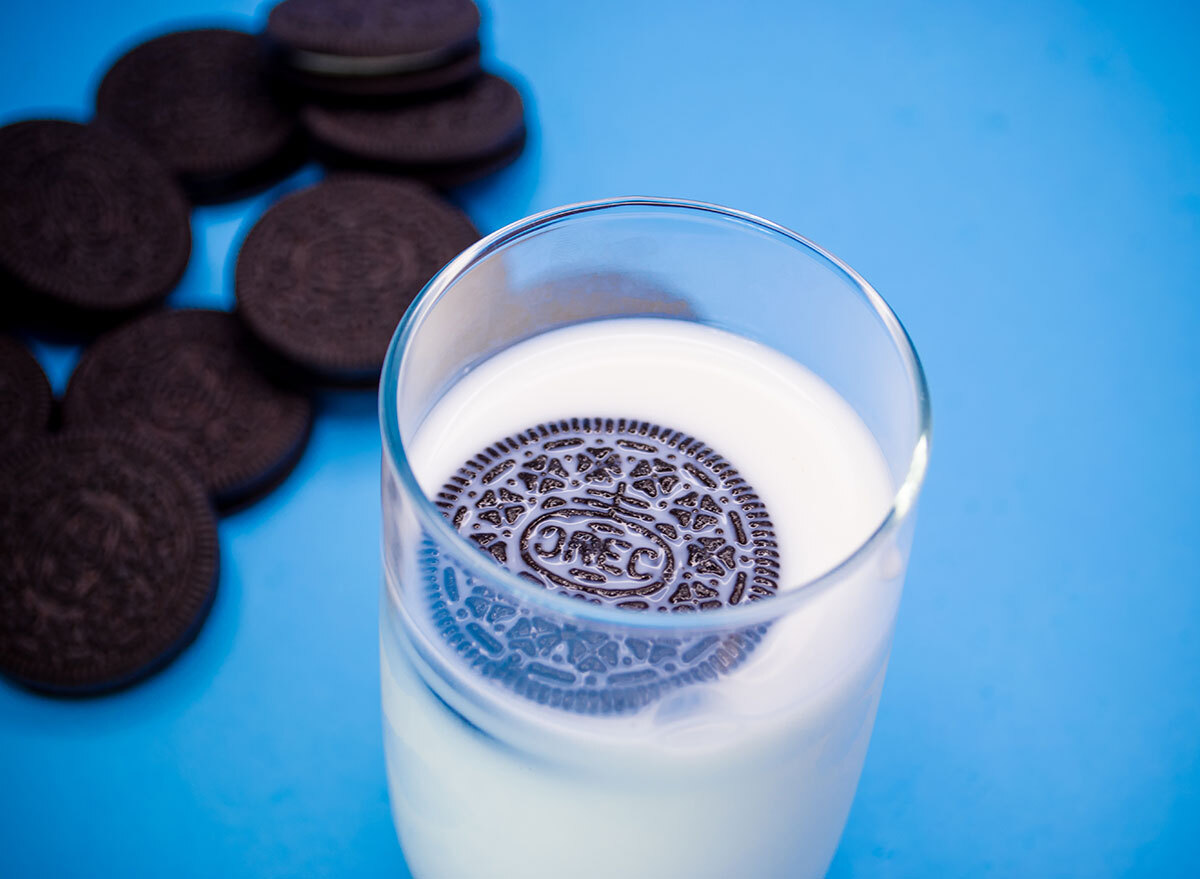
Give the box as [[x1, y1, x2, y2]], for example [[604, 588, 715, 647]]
[[436, 418, 780, 611]]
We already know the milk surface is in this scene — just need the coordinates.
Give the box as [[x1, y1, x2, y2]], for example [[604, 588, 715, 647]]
[[381, 318, 906, 878]]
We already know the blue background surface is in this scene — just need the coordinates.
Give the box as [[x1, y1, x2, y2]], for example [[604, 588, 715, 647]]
[[2, 1, 1198, 876]]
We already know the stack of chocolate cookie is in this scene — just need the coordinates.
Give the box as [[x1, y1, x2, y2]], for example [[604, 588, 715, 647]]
[[263, 0, 526, 186], [0, 0, 529, 696]]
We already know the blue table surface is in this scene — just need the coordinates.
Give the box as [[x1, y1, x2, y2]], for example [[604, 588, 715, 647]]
[[2, 1, 1198, 876]]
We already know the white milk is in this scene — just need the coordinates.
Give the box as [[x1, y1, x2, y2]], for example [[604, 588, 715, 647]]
[[382, 318, 904, 879]]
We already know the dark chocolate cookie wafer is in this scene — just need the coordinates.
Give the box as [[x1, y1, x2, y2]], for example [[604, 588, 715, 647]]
[[63, 309, 314, 510], [235, 176, 479, 384], [264, 0, 480, 99], [412, 129, 527, 188], [95, 29, 305, 204], [424, 417, 781, 715], [0, 120, 191, 324], [0, 335, 53, 449], [0, 432, 219, 695], [304, 73, 526, 186]]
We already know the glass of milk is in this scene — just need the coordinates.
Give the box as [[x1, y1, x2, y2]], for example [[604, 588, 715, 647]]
[[379, 198, 931, 879]]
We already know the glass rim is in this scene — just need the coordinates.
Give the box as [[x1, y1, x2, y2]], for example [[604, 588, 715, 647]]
[[379, 196, 932, 632]]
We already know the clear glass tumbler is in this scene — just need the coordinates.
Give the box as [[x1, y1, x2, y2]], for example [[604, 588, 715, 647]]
[[379, 198, 930, 879]]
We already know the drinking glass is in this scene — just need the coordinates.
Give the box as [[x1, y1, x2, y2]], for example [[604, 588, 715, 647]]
[[379, 198, 930, 879]]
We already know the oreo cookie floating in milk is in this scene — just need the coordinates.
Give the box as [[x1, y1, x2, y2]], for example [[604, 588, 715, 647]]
[[427, 418, 780, 715]]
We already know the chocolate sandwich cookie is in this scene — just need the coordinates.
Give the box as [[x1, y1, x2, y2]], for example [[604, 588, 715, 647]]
[[264, 0, 481, 99], [0, 120, 191, 326], [95, 28, 305, 204], [0, 432, 219, 696], [63, 309, 314, 510], [425, 418, 781, 715], [235, 176, 479, 385], [0, 336, 53, 450], [303, 73, 526, 186]]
